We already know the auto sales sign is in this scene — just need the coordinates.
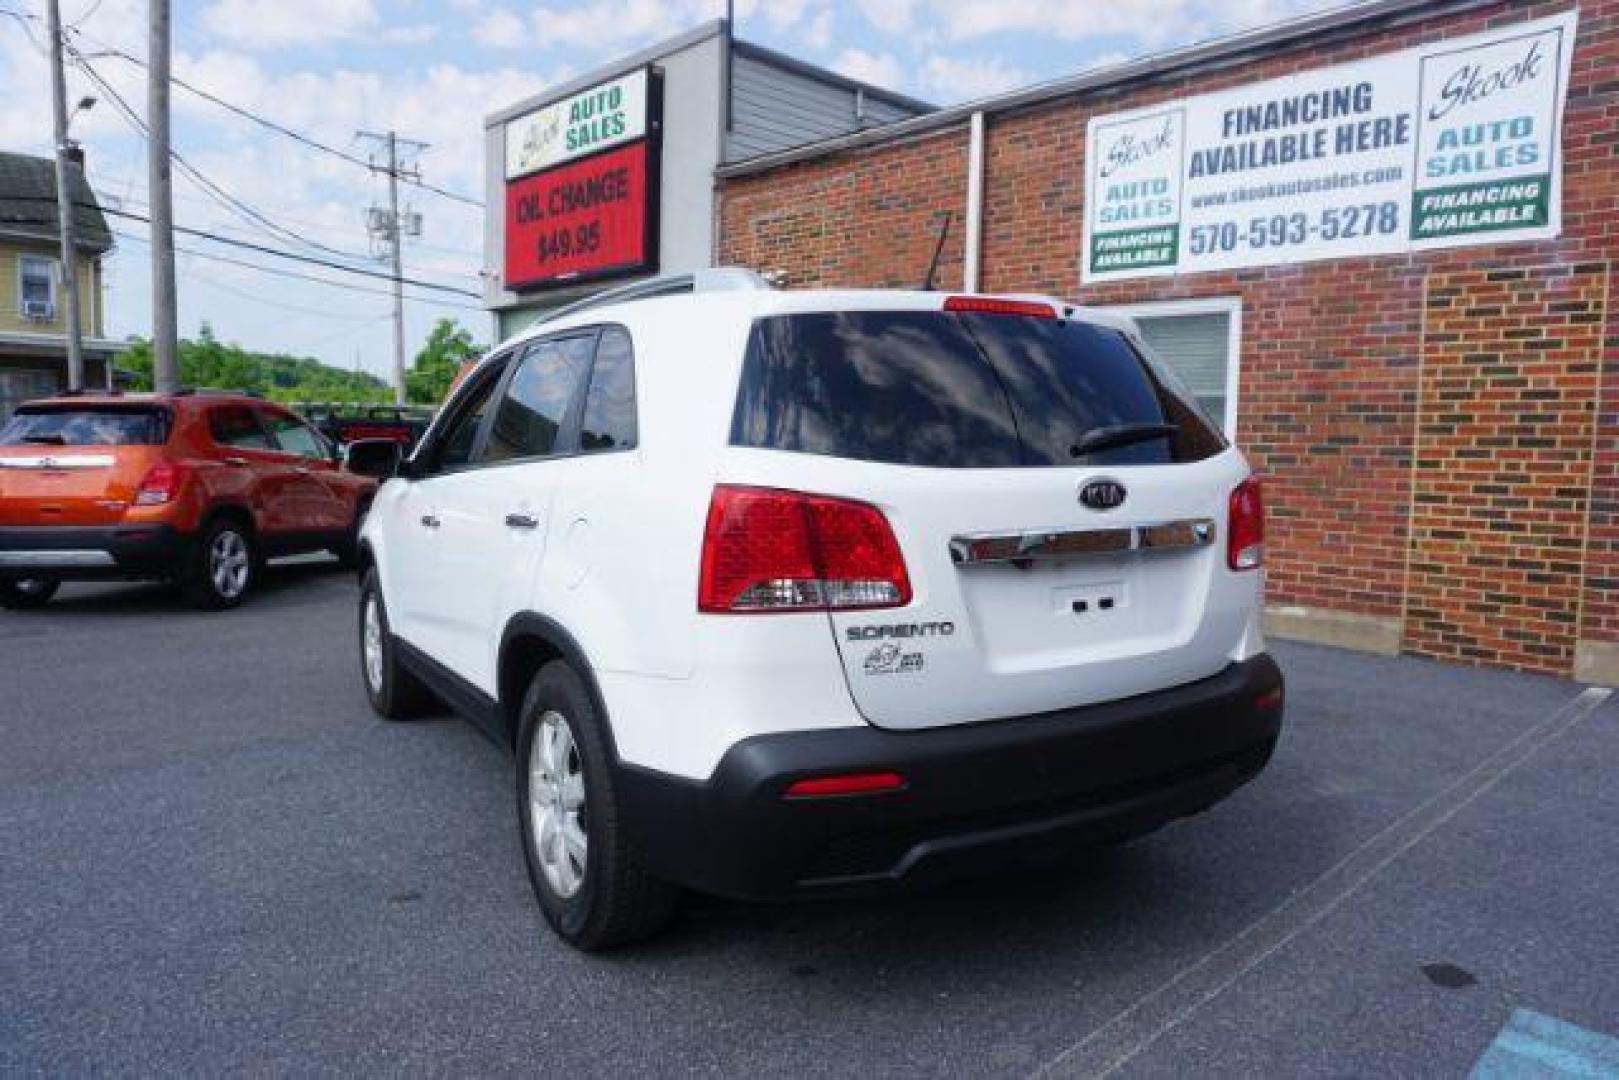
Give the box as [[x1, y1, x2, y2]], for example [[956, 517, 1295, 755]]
[[503, 69, 660, 289], [1082, 11, 1577, 282]]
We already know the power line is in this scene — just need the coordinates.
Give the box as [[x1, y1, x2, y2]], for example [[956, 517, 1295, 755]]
[[63, 27, 483, 208], [97, 183, 483, 261], [69, 47, 381, 265], [111, 227, 486, 311], [5, 195, 483, 297]]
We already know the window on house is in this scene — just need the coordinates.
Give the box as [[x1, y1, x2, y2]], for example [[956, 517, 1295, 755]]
[[1101, 300, 1241, 436], [18, 256, 56, 320]]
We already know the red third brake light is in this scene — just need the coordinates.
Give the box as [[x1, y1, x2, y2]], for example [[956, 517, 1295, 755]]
[[698, 485, 911, 613], [1228, 476, 1265, 571], [133, 460, 184, 506], [942, 296, 1057, 319]]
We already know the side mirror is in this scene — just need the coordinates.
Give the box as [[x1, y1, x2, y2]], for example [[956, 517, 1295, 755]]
[[343, 438, 404, 479]]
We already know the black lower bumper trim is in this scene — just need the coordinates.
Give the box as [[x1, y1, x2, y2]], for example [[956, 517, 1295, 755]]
[[619, 654, 1284, 900], [0, 524, 191, 580]]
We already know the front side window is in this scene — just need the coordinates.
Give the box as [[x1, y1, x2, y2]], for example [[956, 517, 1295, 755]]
[[481, 335, 594, 462], [261, 410, 330, 460], [209, 405, 273, 450], [430, 358, 507, 472], [18, 256, 55, 317], [579, 327, 636, 453]]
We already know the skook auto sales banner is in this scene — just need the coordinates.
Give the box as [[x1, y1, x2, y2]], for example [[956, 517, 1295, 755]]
[[1082, 11, 1577, 282]]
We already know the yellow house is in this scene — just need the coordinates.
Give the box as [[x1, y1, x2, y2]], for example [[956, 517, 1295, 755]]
[[0, 150, 122, 420]]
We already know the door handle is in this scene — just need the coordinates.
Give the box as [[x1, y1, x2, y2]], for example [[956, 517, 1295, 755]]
[[293, 465, 311, 476], [420, 514, 440, 529], [505, 513, 539, 530], [223, 457, 249, 467]]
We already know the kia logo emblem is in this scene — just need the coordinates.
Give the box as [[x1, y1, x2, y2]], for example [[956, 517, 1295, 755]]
[[1079, 479, 1127, 511]]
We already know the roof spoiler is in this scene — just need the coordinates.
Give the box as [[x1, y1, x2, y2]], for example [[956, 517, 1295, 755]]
[[534, 267, 773, 327]]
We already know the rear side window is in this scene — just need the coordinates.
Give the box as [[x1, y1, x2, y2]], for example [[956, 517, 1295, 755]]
[[261, 410, 330, 461], [482, 335, 594, 462], [730, 312, 1022, 468], [579, 327, 636, 453], [1, 406, 167, 446], [730, 311, 1224, 468], [209, 405, 274, 450]]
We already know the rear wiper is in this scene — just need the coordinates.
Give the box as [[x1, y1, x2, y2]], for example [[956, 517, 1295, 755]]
[[1069, 422, 1176, 457], [21, 435, 66, 445]]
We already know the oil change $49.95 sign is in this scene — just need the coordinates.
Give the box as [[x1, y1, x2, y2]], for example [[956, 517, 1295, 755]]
[[1082, 10, 1577, 282]]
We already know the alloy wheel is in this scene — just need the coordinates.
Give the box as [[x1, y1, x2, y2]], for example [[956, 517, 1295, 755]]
[[211, 530, 251, 599], [529, 710, 588, 898], [362, 592, 384, 693]]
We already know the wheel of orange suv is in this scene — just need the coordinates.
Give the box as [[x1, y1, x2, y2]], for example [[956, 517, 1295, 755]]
[[182, 518, 256, 609], [515, 660, 679, 950], [0, 577, 60, 610]]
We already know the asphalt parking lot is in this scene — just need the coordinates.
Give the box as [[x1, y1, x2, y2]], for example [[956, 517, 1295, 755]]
[[3, 562, 1617, 1076]]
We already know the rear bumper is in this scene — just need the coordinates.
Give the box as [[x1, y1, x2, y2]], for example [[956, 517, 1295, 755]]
[[0, 525, 190, 580], [619, 654, 1284, 900]]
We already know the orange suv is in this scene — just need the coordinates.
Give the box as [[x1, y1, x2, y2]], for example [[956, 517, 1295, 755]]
[[0, 391, 378, 609]]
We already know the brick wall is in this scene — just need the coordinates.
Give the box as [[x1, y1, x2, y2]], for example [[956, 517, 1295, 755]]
[[718, 0, 1619, 678]]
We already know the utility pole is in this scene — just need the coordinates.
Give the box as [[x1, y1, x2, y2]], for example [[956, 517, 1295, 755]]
[[357, 130, 424, 406], [385, 132, 405, 406], [46, 0, 84, 391], [148, 0, 179, 393]]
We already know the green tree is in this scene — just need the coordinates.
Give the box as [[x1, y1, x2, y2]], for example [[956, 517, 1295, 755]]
[[118, 328, 391, 404], [407, 318, 486, 405]]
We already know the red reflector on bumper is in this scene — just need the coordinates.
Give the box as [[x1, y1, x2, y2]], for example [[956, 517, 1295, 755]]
[[1255, 686, 1284, 711], [783, 771, 906, 799]]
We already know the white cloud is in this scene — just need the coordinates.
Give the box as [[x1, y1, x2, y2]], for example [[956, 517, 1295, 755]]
[[922, 54, 1030, 102], [852, 0, 918, 34], [200, 0, 380, 49], [472, 8, 526, 49], [523, 0, 719, 54], [803, 9, 834, 51], [382, 24, 440, 45], [915, 0, 1340, 47], [832, 47, 902, 89]]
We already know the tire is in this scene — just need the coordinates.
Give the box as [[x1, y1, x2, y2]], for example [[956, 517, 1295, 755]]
[[333, 498, 372, 570], [0, 577, 60, 610], [182, 518, 255, 609], [358, 568, 438, 719], [516, 660, 679, 950]]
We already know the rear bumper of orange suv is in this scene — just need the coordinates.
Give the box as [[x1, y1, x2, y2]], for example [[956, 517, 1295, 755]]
[[0, 525, 190, 581]]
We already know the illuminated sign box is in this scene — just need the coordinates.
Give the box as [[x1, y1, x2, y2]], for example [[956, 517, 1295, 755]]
[[504, 139, 657, 289], [505, 68, 650, 180]]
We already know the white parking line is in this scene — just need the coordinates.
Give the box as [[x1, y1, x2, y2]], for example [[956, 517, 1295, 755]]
[[1033, 686, 1613, 1079]]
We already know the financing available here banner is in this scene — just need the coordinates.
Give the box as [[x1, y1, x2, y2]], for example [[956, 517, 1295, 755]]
[[1081, 10, 1578, 282]]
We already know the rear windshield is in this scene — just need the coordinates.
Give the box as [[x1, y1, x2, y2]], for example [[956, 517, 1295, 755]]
[[730, 310, 1225, 468], [0, 406, 168, 447]]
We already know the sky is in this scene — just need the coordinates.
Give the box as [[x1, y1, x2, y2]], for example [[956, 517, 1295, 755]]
[[0, 0, 1344, 385]]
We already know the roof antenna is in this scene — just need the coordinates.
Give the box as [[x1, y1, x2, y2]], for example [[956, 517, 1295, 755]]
[[920, 210, 953, 291]]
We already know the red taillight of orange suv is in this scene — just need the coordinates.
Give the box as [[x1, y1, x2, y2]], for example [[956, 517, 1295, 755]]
[[133, 460, 185, 506]]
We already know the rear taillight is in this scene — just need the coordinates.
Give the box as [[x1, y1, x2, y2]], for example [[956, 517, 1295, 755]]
[[698, 485, 911, 613], [1228, 477, 1264, 571], [134, 460, 183, 506]]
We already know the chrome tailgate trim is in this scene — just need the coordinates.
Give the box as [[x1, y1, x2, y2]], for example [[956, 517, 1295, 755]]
[[949, 518, 1216, 566]]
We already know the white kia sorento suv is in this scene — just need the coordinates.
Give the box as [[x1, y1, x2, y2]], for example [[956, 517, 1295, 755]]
[[350, 270, 1283, 950]]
